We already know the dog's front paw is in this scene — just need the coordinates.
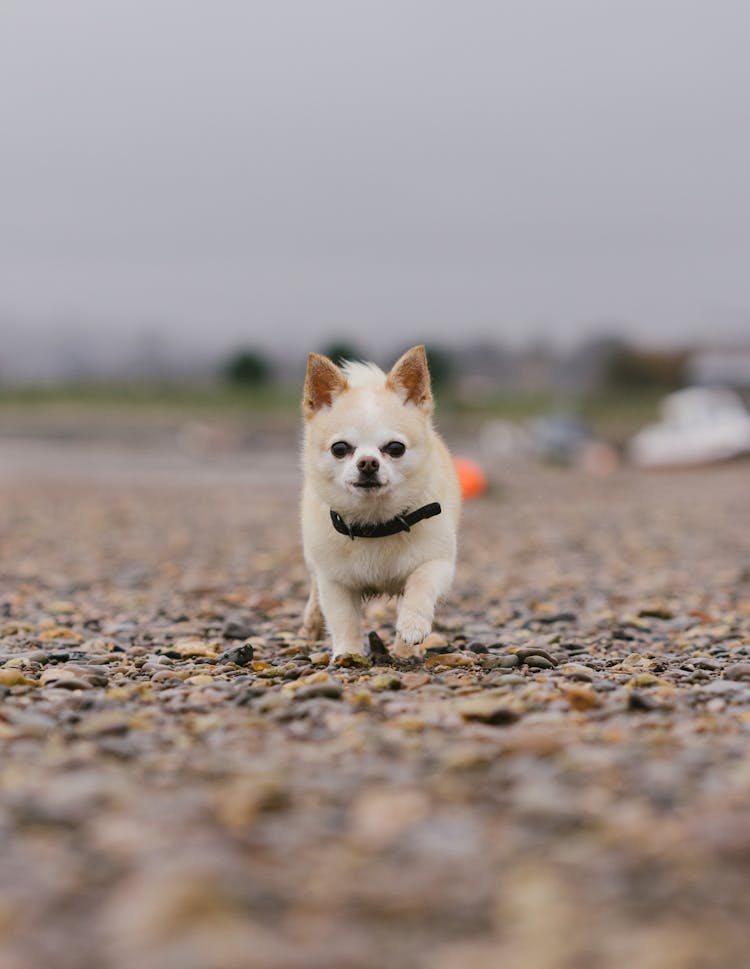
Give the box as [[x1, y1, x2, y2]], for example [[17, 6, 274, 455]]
[[331, 642, 369, 661], [393, 608, 431, 658], [396, 607, 431, 645]]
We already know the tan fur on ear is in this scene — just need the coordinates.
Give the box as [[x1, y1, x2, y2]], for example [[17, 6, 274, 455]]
[[386, 345, 433, 412], [303, 353, 349, 418]]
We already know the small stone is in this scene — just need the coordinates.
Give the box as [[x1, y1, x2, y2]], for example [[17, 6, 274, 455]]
[[425, 652, 475, 669], [166, 639, 218, 659], [350, 788, 429, 848], [725, 662, 750, 681], [422, 633, 450, 651], [0, 669, 36, 687], [490, 672, 526, 686], [295, 679, 343, 700], [334, 652, 371, 669], [496, 654, 520, 669], [563, 684, 602, 711], [693, 657, 722, 671], [627, 690, 661, 711], [97, 737, 137, 759], [215, 774, 290, 830], [217, 643, 255, 666], [233, 686, 265, 706], [524, 611, 577, 627], [561, 663, 595, 682], [45, 676, 91, 690], [402, 671, 431, 689], [628, 673, 660, 688], [4, 710, 55, 737], [368, 630, 390, 661], [466, 642, 488, 653], [524, 655, 555, 670], [37, 626, 84, 641], [699, 680, 746, 696], [222, 619, 255, 640], [456, 696, 521, 725], [638, 605, 673, 620], [76, 711, 131, 737], [514, 647, 559, 667], [370, 673, 402, 691]]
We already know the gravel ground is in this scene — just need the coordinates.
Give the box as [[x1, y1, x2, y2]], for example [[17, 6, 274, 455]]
[[2, 449, 750, 969]]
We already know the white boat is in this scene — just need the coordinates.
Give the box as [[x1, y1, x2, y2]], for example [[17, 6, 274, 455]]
[[629, 387, 750, 468]]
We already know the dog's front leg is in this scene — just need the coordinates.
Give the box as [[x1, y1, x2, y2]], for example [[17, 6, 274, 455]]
[[317, 576, 365, 659], [393, 558, 454, 660]]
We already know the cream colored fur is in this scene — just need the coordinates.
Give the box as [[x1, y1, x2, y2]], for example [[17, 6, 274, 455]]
[[300, 346, 461, 660]]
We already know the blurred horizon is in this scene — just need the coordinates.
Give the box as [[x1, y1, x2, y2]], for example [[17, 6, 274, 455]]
[[3, 321, 750, 388]]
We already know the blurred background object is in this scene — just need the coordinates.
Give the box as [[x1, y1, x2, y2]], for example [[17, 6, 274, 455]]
[[453, 456, 487, 500], [629, 387, 750, 468]]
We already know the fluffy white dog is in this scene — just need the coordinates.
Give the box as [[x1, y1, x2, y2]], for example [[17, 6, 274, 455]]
[[300, 345, 461, 660]]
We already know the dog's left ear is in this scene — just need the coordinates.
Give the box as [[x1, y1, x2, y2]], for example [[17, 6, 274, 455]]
[[386, 345, 433, 413]]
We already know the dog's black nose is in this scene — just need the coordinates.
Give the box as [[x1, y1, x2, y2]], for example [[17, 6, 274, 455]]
[[357, 455, 380, 475]]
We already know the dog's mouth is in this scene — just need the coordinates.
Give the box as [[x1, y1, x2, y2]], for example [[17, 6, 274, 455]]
[[354, 480, 384, 490]]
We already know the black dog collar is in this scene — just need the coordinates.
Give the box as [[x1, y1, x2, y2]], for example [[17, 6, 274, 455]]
[[330, 502, 442, 540]]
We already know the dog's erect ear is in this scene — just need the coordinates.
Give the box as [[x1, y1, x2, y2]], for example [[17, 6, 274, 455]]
[[303, 353, 349, 418], [386, 345, 433, 413]]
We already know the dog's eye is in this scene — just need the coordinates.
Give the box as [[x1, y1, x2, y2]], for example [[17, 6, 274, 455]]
[[330, 441, 352, 458], [382, 441, 406, 458]]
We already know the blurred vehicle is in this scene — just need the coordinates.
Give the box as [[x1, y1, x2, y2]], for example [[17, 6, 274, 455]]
[[629, 387, 750, 468]]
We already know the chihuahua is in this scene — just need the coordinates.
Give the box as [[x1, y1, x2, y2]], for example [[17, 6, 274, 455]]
[[300, 345, 461, 660]]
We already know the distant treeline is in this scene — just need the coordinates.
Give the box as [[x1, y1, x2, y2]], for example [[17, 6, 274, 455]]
[[221, 338, 690, 395]]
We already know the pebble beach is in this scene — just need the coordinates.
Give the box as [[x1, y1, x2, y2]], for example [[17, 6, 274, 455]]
[[2, 437, 750, 969]]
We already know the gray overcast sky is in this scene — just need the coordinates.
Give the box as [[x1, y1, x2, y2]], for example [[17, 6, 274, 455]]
[[1, 0, 749, 359]]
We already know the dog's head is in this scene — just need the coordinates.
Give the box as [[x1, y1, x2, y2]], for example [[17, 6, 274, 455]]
[[302, 345, 436, 517]]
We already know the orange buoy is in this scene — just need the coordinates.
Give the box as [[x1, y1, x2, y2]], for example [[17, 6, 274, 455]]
[[453, 456, 487, 500]]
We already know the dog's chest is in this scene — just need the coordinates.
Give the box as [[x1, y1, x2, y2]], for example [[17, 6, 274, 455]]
[[324, 534, 427, 595]]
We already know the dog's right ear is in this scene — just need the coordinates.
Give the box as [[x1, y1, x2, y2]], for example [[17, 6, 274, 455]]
[[303, 353, 349, 418], [386, 345, 433, 413]]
